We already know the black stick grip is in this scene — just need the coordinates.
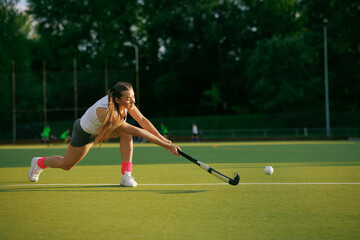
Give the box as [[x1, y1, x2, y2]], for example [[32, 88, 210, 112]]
[[178, 150, 200, 166]]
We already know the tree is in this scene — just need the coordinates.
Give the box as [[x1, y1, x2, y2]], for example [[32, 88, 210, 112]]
[[0, 0, 34, 109], [0, 0, 31, 73], [26, 0, 141, 114], [202, 83, 222, 114], [0, 1, 43, 139], [246, 35, 321, 113], [16, 0, 360, 119], [299, 0, 360, 112], [27, 0, 139, 71]]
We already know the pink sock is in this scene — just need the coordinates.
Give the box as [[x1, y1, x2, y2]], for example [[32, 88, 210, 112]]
[[37, 157, 48, 169], [121, 162, 132, 175]]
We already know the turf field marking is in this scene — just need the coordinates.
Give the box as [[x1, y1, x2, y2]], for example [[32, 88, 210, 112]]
[[0, 140, 356, 150], [210, 141, 356, 148], [0, 183, 227, 187], [0, 182, 359, 187], [240, 183, 360, 185], [212, 146, 360, 153]]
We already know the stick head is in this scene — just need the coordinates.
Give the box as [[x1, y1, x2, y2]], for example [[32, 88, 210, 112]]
[[229, 172, 240, 186]]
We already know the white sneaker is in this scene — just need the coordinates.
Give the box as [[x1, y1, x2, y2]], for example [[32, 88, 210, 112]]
[[28, 157, 43, 182], [120, 171, 138, 187]]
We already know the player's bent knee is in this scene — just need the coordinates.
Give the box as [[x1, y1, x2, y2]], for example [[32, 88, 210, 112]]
[[122, 133, 133, 139], [120, 133, 133, 143]]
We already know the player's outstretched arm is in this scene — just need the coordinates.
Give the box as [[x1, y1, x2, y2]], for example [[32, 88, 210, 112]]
[[128, 106, 170, 143]]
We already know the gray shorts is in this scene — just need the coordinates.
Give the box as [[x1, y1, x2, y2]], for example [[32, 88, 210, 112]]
[[70, 119, 94, 147]]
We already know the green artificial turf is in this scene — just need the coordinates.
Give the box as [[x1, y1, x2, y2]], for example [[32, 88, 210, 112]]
[[0, 141, 359, 239]]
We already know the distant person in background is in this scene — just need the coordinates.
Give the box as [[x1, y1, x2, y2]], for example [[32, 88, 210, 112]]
[[161, 123, 169, 139], [29, 82, 181, 187], [60, 129, 71, 143], [41, 125, 51, 144], [192, 123, 200, 142]]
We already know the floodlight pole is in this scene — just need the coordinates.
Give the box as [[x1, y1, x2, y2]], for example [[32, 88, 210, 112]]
[[43, 60, 47, 126], [12, 60, 16, 144], [73, 58, 78, 120], [124, 41, 140, 109], [104, 58, 109, 94], [323, 19, 330, 137]]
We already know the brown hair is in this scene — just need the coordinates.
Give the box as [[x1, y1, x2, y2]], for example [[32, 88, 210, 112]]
[[93, 82, 133, 146]]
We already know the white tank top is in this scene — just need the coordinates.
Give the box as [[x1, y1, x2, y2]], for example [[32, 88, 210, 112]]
[[80, 96, 127, 134]]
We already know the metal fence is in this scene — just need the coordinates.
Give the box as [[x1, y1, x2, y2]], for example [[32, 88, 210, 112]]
[[168, 128, 360, 140], [1, 66, 360, 143]]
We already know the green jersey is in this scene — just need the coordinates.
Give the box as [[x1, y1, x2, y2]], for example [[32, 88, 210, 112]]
[[60, 131, 69, 140], [42, 126, 51, 138]]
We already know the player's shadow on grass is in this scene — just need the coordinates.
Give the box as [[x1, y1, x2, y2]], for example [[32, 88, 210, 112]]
[[0, 185, 210, 194]]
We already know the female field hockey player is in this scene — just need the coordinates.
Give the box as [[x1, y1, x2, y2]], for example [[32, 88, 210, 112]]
[[28, 82, 181, 187]]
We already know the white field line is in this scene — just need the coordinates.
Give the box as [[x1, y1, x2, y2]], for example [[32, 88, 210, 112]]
[[0, 183, 226, 187], [0, 182, 360, 187], [0, 140, 355, 149]]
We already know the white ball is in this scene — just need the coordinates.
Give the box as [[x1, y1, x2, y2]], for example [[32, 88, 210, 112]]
[[264, 166, 274, 175]]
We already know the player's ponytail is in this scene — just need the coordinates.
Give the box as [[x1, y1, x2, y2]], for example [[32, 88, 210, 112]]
[[93, 82, 132, 147]]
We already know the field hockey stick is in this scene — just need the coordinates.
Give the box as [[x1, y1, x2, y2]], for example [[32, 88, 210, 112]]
[[178, 150, 240, 186]]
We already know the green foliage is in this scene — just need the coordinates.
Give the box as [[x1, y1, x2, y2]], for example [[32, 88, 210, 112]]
[[202, 83, 222, 114], [299, 0, 360, 112], [0, 1, 40, 117], [0, 0, 359, 124], [246, 35, 321, 113], [0, 0, 31, 73], [27, 0, 139, 71]]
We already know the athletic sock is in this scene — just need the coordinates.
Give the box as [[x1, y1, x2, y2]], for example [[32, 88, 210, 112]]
[[37, 157, 48, 169], [121, 162, 132, 175]]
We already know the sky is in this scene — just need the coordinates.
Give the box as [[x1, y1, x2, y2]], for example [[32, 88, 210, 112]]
[[15, 0, 37, 38], [16, 0, 28, 11]]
